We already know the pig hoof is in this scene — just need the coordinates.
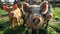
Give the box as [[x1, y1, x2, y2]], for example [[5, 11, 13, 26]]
[[17, 23, 20, 26]]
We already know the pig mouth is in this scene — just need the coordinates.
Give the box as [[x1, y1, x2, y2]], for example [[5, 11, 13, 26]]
[[33, 19, 40, 25]]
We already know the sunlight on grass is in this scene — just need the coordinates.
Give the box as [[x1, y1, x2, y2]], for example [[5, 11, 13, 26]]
[[47, 27, 58, 34], [52, 7, 60, 21], [50, 22, 60, 33], [0, 18, 9, 24], [0, 31, 3, 34]]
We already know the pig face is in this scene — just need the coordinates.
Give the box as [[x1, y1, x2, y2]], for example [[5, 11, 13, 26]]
[[26, 5, 43, 24], [22, 1, 48, 25]]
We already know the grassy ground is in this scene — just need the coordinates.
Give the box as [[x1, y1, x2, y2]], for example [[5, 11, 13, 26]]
[[0, 9, 7, 16], [0, 7, 60, 34]]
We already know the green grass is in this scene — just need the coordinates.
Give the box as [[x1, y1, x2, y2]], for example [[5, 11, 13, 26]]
[[0, 7, 60, 34], [0, 9, 7, 16], [52, 7, 60, 21], [50, 23, 60, 32]]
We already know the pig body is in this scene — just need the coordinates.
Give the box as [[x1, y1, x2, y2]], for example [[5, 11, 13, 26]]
[[3, 4, 22, 28]]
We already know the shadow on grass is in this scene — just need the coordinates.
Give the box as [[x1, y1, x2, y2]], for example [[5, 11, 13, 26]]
[[50, 26, 60, 33], [0, 21, 10, 31], [3, 25, 27, 34], [3, 24, 48, 34], [0, 21, 48, 34], [39, 29, 47, 34], [1, 14, 8, 17], [3, 28, 17, 34]]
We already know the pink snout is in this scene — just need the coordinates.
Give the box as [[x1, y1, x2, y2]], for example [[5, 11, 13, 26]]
[[33, 16, 40, 25]]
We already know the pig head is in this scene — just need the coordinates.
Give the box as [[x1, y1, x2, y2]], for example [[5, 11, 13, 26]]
[[22, 1, 53, 29]]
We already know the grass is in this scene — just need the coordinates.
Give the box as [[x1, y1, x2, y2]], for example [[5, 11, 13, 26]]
[[52, 7, 60, 21], [0, 9, 7, 16], [50, 23, 60, 32], [0, 7, 60, 34]]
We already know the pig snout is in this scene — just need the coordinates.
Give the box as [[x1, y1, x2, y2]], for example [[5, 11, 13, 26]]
[[33, 16, 40, 25], [11, 13, 14, 16], [9, 13, 15, 17]]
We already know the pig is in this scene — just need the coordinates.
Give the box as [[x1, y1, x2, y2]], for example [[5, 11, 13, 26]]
[[21, 1, 53, 34], [3, 4, 22, 28]]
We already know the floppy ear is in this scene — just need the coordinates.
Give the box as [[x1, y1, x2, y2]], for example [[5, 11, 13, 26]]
[[3, 6, 9, 12], [13, 4, 18, 10], [40, 1, 48, 14]]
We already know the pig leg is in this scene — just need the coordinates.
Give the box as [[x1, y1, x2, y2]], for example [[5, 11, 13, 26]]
[[10, 18, 14, 28], [16, 17, 20, 26], [32, 28, 39, 34], [42, 19, 49, 29], [45, 13, 53, 29], [36, 29, 39, 34], [45, 20, 49, 29], [28, 28, 32, 34]]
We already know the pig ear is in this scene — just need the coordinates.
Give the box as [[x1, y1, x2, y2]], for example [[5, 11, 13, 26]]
[[22, 2, 29, 10], [13, 4, 18, 10], [40, 1, 48, 14], [21, 2, 29, 14], [3, 6, 9, 12]]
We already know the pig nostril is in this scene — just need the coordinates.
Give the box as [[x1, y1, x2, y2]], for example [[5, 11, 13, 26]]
[[34, 16, 39, 19], [33, 16, 40, 22], [33, 18, 40, 25]]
